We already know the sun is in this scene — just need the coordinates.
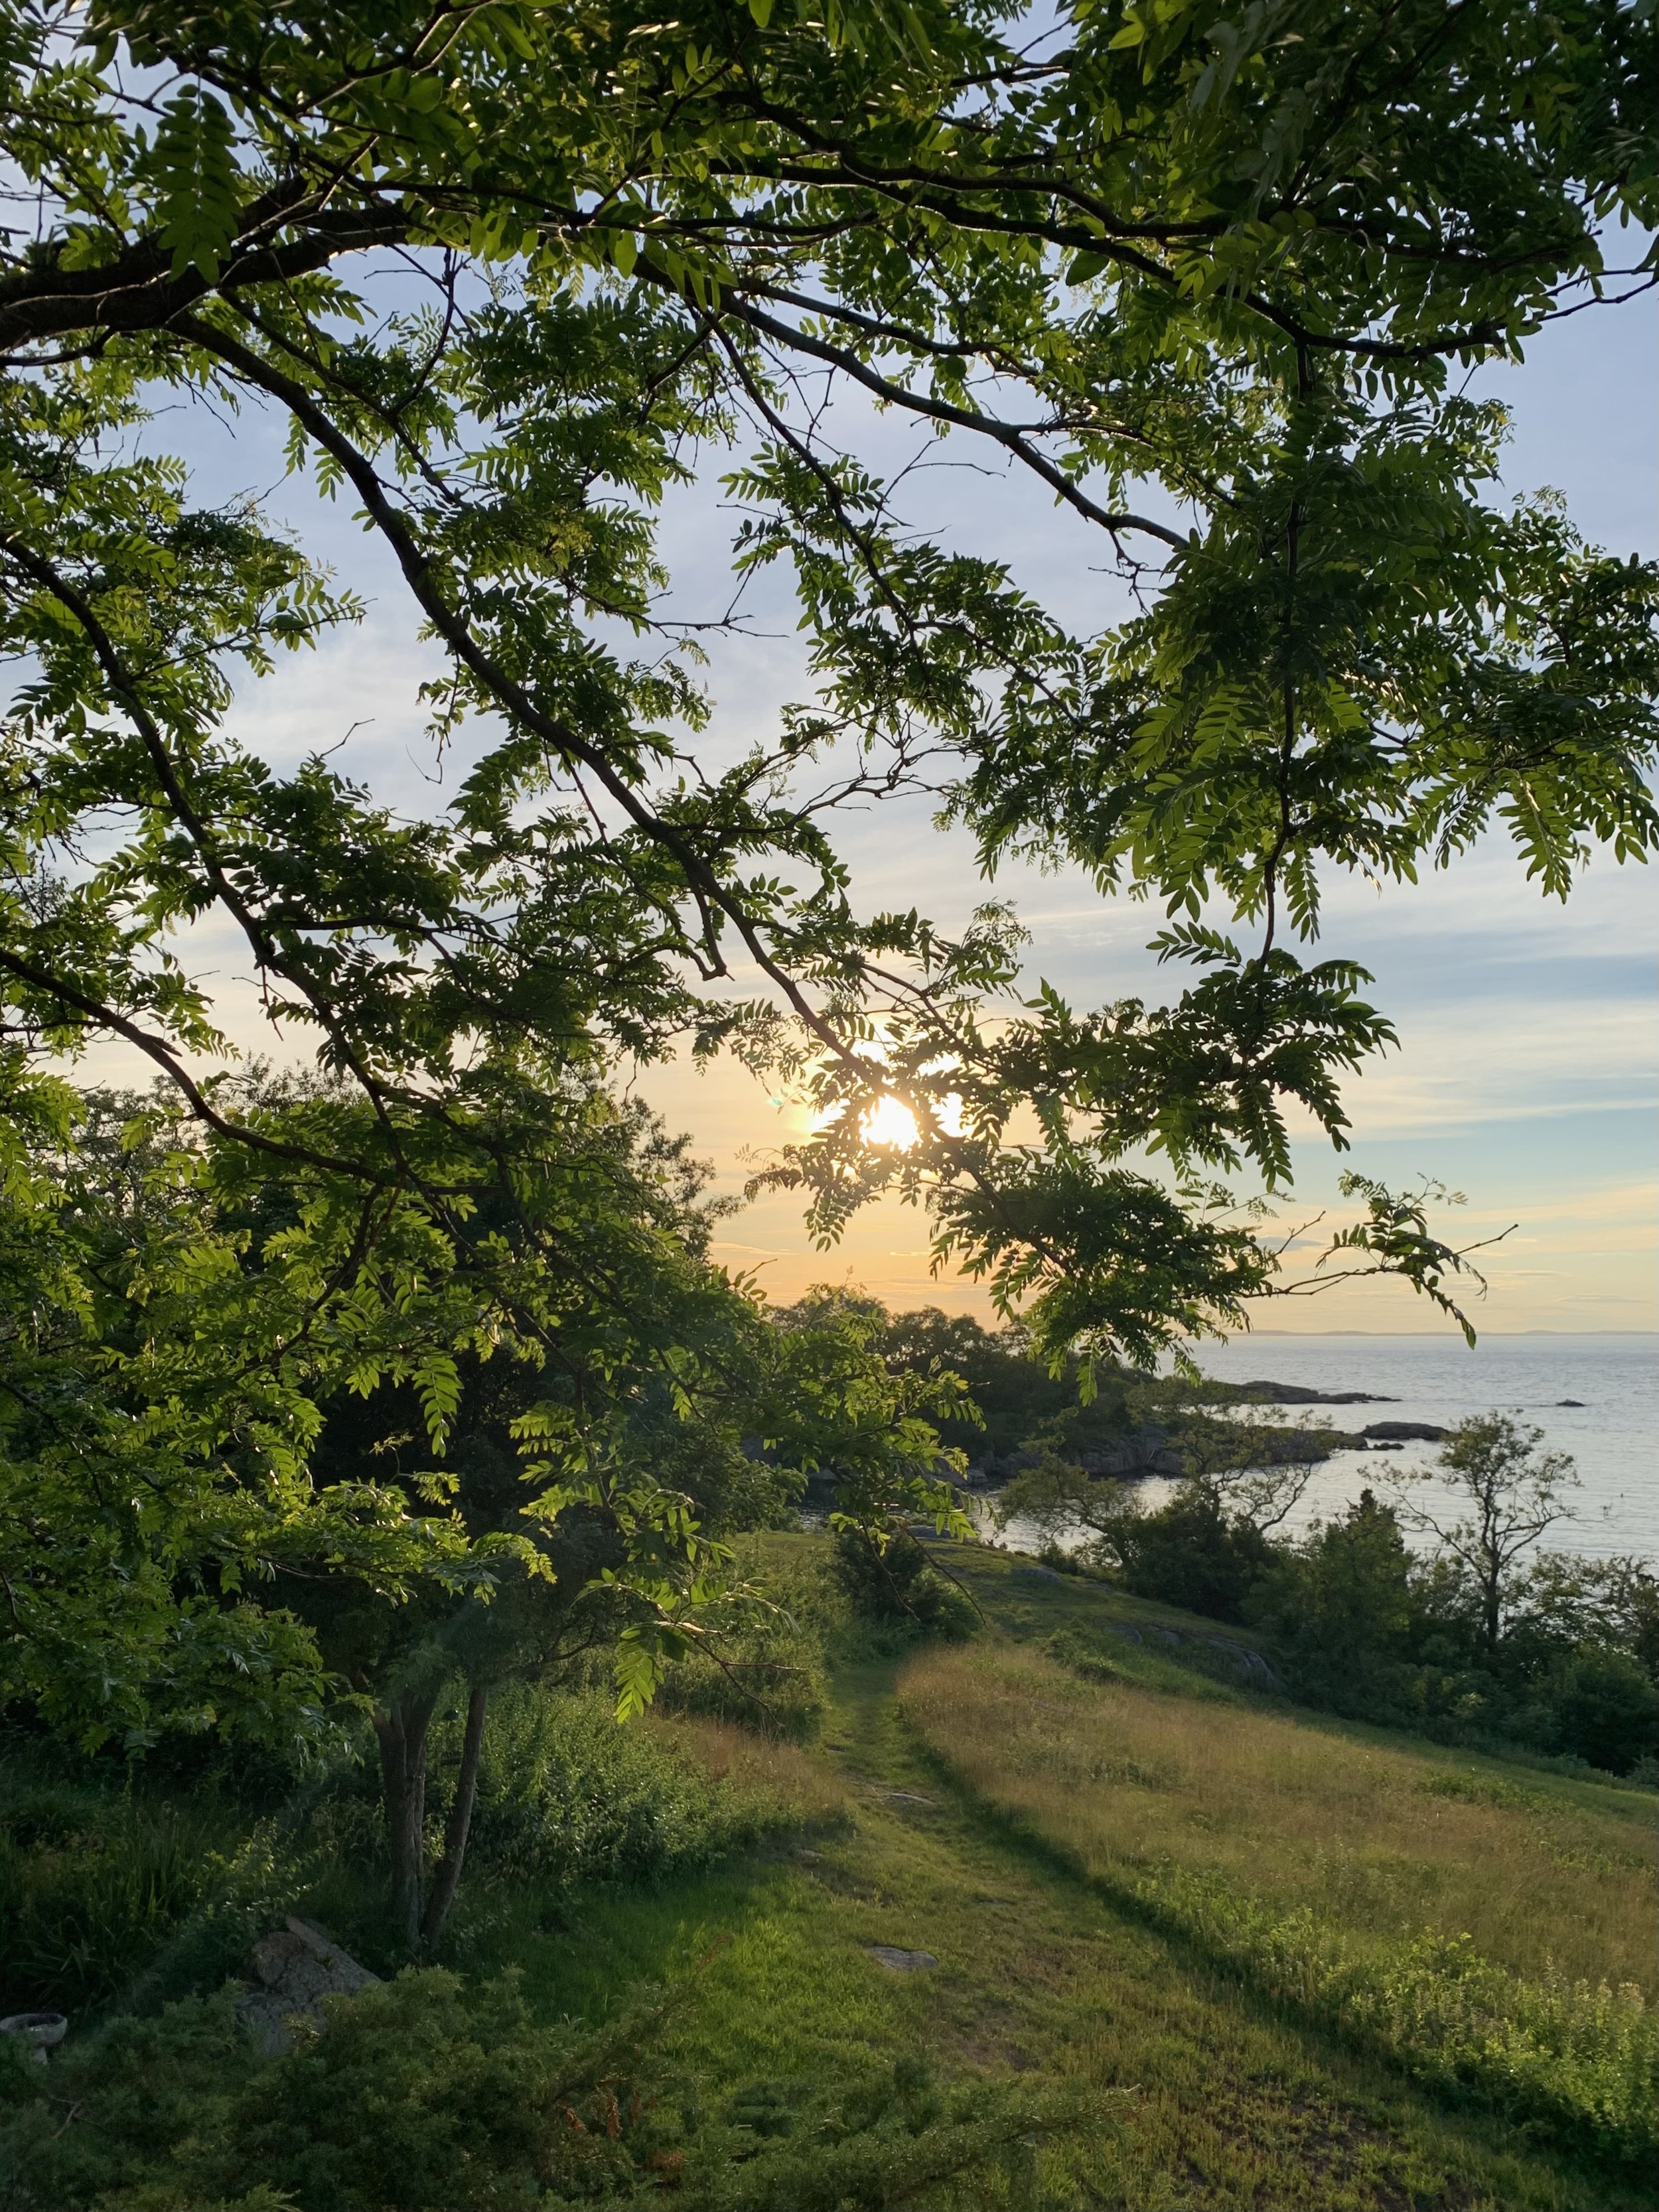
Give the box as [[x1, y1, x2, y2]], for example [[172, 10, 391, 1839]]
[[859, 1096, 920, 1150]]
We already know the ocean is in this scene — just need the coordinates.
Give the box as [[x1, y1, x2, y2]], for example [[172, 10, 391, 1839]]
[[998, 1333, 1658, 1563]]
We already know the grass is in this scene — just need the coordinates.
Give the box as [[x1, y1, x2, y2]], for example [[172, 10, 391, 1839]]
[[895, 1639, 1654, 1997], [0, 1687, 844, 2016], [478, 1647, 1650, 2209], [3, 1533, 1655, 2208], [891, 1542, 1658, 2172]]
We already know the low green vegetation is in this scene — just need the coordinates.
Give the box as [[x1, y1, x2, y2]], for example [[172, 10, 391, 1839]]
[[997, 1405, 1659, 1777], [899, 1634, 1655, 2164], [1, 1530, 1653, 2210], [0, 1684, 841, 2020]]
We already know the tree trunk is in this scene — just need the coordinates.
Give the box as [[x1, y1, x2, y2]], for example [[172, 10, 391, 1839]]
[[374, 1690, 437, 1953], [421, 1683, 488, 1953]]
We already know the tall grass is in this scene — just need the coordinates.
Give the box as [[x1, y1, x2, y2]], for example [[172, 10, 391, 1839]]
[[0, 1767, 248, 2013], [459, 1685, 831, 1892], [900, 1643, 1658, 2164], [0, 1685, 840, 2018]]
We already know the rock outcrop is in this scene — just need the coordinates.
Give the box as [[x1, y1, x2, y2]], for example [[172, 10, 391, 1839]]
[[236, 1917, 381, 2057], [1232, 1382, 1398, 1405]]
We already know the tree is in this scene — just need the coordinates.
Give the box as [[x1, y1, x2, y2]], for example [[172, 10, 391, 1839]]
[[0, 1, 1653, 1762], [1244, 1487, 1417, 1690], [770, 1288, 979, 1631], [0, 1, 1648, 1339], [1386, 1414, 1580, 1655], [2, 1079, 970, 1946], [865, 1304, 1074, 1464]]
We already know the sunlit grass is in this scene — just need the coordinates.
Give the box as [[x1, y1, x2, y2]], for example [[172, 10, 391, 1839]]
[[899, 1641, 1655, 1992], [648, 1710, 853, 1825], [899, 1641, 1658, 2159]]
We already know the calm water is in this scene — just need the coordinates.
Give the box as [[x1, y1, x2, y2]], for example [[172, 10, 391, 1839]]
[[1007, 1334, 1658, 1562]]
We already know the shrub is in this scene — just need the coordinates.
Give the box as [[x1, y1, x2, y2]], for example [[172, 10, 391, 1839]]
[[650, 1569, 830, 1740], [1112, 1484, 1272, 1622], [459, 1685, 778, 1892], [0, 1750, 339, 2018], [831, 1527, 975, 1639], [0, 1773, 224, 2014], [0, 1971, 1081, 2211], [1546, 1649, 1659, 1777]]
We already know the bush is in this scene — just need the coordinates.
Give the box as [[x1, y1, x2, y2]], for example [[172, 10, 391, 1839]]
[[1546, 1649, 1659, 1777], [0, 1972, 658, 2211], [831, 1527, 975, 1640], [0, 1749, 338, 2018], [0, 1771, 224, 2015], [0, 1970, 1080, 2211], [1113, 1484, 1272, 1622], [0, 1683, 808, 2024], [459, 1685, 780, 1892], [650, 1562, 831, 1740]]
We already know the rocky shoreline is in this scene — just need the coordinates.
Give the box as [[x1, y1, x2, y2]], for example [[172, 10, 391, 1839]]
[[956, 1377, 1455, 1491]]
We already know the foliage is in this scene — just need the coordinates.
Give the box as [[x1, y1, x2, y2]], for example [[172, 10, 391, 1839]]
[[1003, 1460, 1277, 1624], [0, 0, 1647, 1432], [0, 1965, 1076, 2212], [1097, 1481, 1276, 1621], [860, 1304, 1075, 1464], [0, 0, 1654, 1971], [0, 1089, 969, 1945], [455, 1685, 787, 1897], [648, 1571, 831, 1741], [1131, 1879, 1657, 2168], [1243, 1486, 1421, 1704], [1003, 1415, 1658, 1773], [0, 1675, 820, 2022], [1383, 1414, 1582, 1651], [830, 1525, 977, 1641], [0, 1752, 240, 2016], [1541, 1651, 1659, 1781]]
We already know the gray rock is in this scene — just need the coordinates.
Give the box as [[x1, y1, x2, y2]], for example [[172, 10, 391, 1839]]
[[1234, 1381, 1397, 1405], [1077, 1426, 1187, 1478], [1150, 1626, 1184, 1646], [1360, 1420, 1449, 1443], [1013, 1563, 1066, 1583], [866, 1945, 938, 1973], [1103, 1624, 1143, 1645], [236, 1917, 380, 2057], [1203, 1637, 1286, 1691], [1555, 1399, 1585, 1408]]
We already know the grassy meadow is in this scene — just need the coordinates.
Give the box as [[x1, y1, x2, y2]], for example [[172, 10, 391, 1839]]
[[896, 1635, 1656, 1996], [899, 1633, 1655, 2162], [1, 1531, 1654, 2210]]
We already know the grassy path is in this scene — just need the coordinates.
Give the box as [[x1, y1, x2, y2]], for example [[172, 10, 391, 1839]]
[[503, 1649, 1646, 2211]]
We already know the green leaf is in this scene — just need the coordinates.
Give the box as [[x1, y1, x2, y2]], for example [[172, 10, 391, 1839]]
[[151, 84, 241, 281]]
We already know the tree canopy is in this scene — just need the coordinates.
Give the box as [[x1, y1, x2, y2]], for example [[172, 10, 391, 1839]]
[[0, 0, 1654, 1771]]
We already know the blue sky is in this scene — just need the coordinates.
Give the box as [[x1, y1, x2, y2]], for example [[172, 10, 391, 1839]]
[[108, 259, 1658, 1336]]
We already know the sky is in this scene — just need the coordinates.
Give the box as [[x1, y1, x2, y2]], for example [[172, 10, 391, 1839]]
[[636, 276, 1659, 1334], [98, 250, 1659, 1338]]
